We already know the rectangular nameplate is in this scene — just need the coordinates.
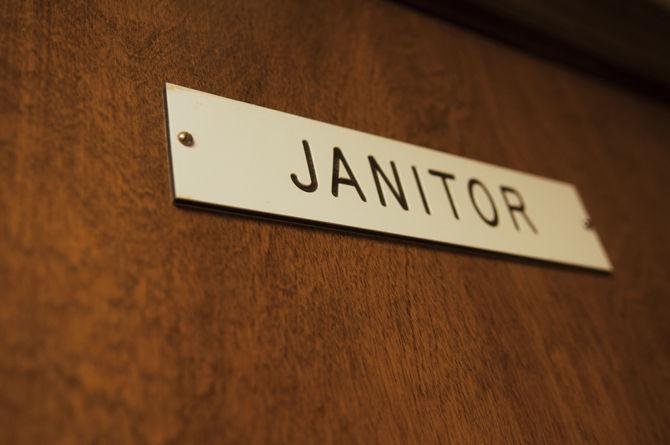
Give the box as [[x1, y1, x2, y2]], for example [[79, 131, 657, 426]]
[[165, 83, 612, 272]]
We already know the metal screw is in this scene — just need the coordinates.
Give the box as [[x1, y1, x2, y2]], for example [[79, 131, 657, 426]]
[[177, 131, 194, 147]]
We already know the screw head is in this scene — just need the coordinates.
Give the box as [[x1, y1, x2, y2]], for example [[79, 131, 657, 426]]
[[177, 131, 194, 147]]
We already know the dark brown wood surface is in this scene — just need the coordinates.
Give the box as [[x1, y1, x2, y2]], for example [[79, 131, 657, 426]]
[[1, 0, 669, 443], [404, 0, 670, 101]]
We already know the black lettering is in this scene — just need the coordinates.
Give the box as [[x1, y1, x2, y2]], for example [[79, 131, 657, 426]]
[[500, 186, 538, 233], [428, 169, 459, 219], [332, 147, 366, 202], [468, 179, 498, 226], [368, 156, 408, 210], [290, 140, 318, 192], [412, 166, 431, 215]]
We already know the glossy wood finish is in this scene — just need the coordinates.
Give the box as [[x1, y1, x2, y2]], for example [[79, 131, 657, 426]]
[[1, 0, 669, 443]]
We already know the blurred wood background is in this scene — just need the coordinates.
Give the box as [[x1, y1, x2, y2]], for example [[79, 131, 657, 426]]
[[1, 0, 669, 443], [405, 0, 670, 101]]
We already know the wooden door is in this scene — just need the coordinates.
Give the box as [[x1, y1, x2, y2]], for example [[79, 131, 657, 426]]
[[1, 0, 669, 443]]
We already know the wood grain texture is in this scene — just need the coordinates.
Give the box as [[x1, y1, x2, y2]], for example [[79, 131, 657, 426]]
[[1, 0, 669, 443]]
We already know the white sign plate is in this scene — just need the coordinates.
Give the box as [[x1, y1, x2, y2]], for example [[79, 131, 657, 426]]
[[165, 83, 612, 272]]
